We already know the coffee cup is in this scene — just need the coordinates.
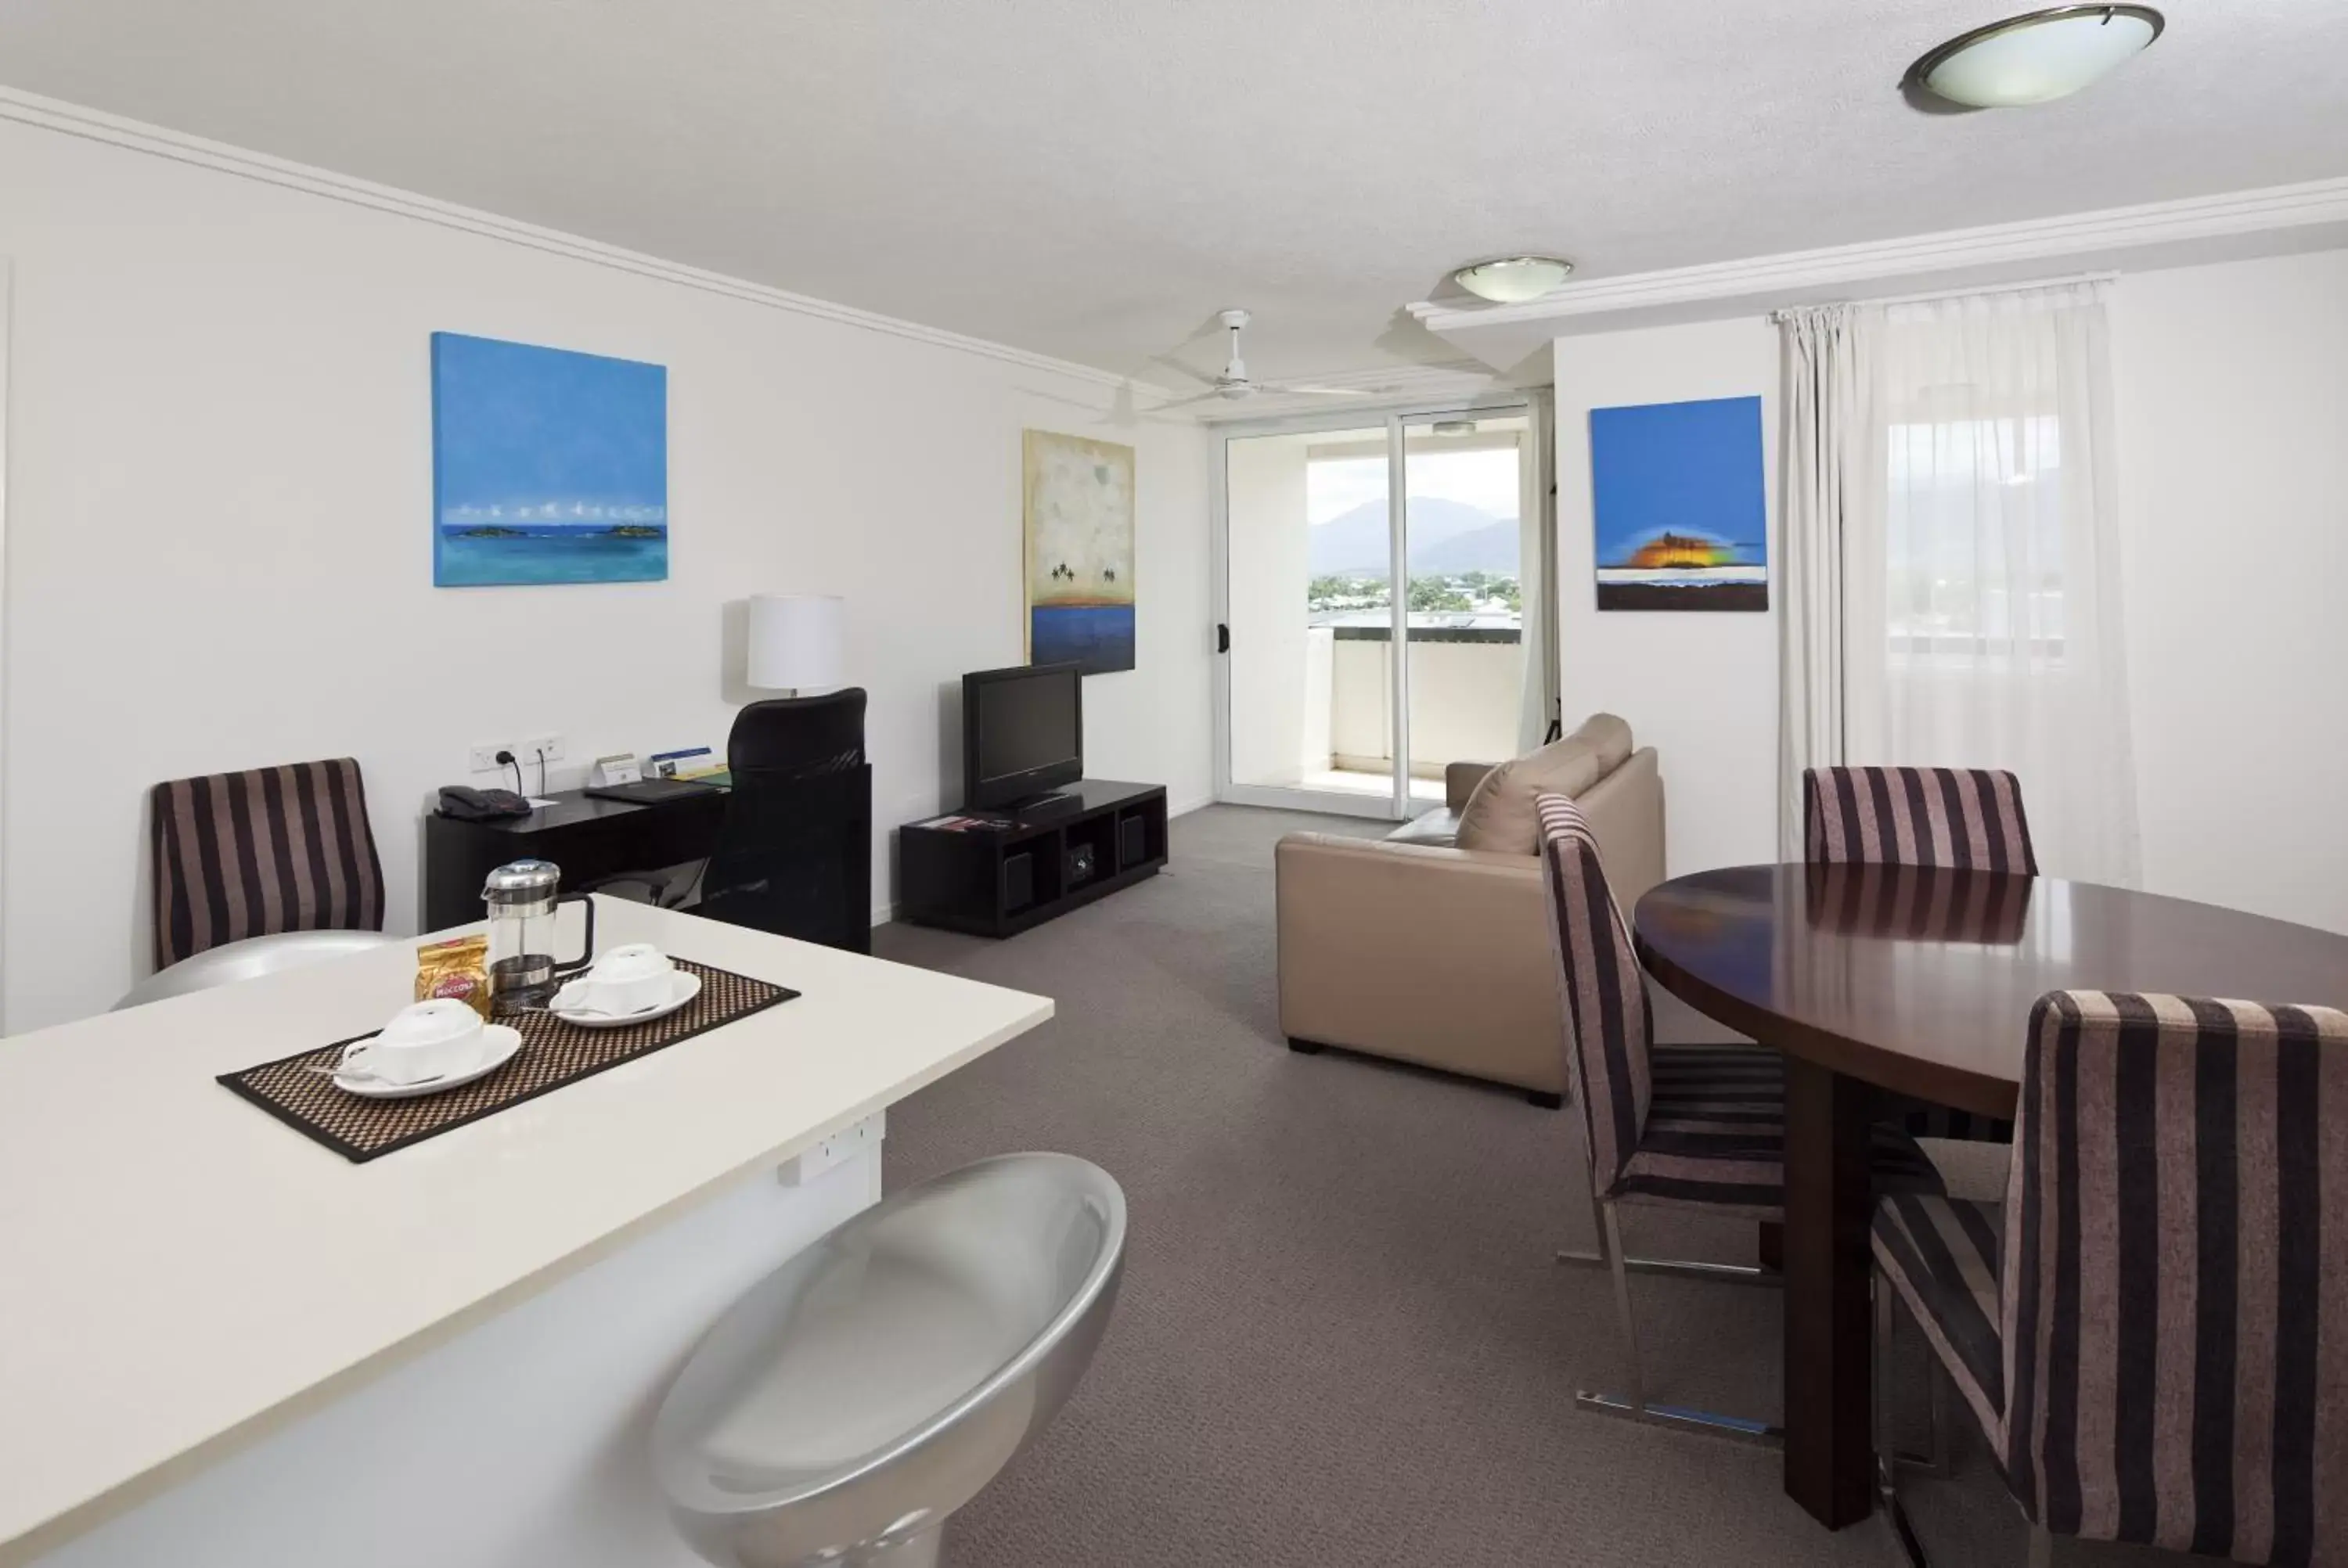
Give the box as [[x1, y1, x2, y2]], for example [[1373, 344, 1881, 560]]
[[342, 998, 490, 1085], [571, 943, 675, 1016]]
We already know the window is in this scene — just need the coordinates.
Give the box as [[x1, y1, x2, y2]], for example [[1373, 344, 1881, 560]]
[[1884, 410, 2065, 662]]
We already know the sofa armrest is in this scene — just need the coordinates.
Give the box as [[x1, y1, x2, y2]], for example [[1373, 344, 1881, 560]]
[[1445, 761, 1496, 814], [1275, 833, 1561, 1094]]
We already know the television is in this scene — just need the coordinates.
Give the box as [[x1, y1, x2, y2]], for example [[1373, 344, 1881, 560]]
[[963, 662, 1083, 811]]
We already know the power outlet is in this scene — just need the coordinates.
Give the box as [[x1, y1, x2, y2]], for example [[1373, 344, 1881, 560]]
[[778, 1111, 886, 1187], [468, 735, 566, 775]]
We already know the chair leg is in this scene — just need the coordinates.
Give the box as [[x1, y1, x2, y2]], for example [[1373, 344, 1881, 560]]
[[1876, 1268, 1930, 1568], [1571, 1198, 1781, 1446], [2026, 1525, 2054, 1568]]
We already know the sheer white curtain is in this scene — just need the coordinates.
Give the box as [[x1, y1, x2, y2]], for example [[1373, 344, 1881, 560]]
[[1777, 282, 2140, 885]]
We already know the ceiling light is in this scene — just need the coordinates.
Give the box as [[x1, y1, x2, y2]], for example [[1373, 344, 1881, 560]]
[[1909, 5, 2163, 109], [1453, 256, 1574, 304]]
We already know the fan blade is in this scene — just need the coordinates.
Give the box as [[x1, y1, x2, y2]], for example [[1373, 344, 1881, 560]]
[[1256, 383, 1385, 397], [1147, 352, 1223, 389], [1144, 389, 1237, 411]]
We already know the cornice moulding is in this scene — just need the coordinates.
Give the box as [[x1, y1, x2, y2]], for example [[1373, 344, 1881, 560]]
[[1406, 177, 2348, 332], [0, 85, 1170, 397]]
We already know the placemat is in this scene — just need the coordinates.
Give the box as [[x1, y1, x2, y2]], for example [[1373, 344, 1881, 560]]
[[218, 959, 798, 1163]]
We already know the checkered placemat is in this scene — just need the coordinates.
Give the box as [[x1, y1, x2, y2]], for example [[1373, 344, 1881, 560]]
[[218, 959, 798, 1163]]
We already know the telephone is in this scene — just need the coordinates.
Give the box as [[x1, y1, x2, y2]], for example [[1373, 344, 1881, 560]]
[[438, 785, 533, 822]]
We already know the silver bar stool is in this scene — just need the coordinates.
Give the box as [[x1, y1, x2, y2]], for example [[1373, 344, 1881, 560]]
[[654, 1153, 1126, 1567], [113, 929, 402, 1009]]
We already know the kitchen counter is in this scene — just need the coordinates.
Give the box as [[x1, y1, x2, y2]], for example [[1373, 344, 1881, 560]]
[[0, 897, 1050, 1566]]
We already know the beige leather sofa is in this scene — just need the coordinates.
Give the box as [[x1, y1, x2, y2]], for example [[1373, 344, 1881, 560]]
[[1274, 715, 1664, 1103]]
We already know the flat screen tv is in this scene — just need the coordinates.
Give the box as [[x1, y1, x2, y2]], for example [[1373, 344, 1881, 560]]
[[963, 662, 1083, 811]]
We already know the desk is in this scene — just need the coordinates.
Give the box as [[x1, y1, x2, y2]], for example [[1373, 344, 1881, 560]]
[[1632, 864, 2348, 1532], [423, 786, 728, 930], [0, 897, 1051, 1567]]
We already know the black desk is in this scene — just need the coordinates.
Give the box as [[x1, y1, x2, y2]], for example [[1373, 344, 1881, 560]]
[[422, 787, 728, 930]]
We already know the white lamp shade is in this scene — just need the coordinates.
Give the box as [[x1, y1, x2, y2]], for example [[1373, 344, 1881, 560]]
[[747, 595, 846, 691]]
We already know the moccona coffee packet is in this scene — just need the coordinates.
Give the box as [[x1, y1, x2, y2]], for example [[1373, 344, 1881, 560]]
[[415, 934, 492, 1021]]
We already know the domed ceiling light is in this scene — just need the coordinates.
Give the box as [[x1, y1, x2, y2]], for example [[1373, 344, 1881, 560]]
[[1452, 256, 1574, 304], [1909, 5, 2164, 109]]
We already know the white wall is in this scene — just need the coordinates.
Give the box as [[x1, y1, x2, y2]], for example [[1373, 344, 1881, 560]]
[[1552, 319, 1781, 877], [0, 117, 1213, 1031], [1548, 250, 2348, 933], [2114, 250, 2348, 934]]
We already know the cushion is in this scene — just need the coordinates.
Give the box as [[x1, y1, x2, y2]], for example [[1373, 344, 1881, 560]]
[[1455, 714, 1633, 854], [1384, 808, 1462, 848]]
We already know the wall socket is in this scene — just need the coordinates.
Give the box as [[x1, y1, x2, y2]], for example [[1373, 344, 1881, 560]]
[[468, 734, 566, 775]]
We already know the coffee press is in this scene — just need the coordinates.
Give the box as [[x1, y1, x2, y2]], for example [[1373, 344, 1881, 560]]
[[481, 859, 597, 1015]]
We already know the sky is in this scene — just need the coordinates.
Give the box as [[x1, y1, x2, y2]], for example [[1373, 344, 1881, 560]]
[[433, 333, 667, 520], [1305, 448, 1521, 527]]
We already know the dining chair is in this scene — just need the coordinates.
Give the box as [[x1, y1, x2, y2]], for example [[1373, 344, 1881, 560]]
[[1536, 791, 1946, 1441], [150, 757, 387, 971], [1804, 763, 2033, 1143], [114, 929, 402, 1010], [1874, 990, 2348, 1566], [1802, 764, 2037, 876]]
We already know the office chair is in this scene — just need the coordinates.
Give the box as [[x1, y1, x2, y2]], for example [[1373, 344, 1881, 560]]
[[600, 691, 873, 954], [697, 689, 873, 955]]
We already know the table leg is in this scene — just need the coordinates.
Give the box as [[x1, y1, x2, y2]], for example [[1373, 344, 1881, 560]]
[[1781, 1056, 1875, 1528]]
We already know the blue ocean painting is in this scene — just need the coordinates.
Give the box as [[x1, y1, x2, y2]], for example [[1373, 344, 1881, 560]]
[[1031, 604, 1136, 672], [431, 333, 668, 587], [1590, 395, 1767, 611]]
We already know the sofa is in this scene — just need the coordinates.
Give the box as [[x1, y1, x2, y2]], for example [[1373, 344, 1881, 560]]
[[1273, 714, 1664, 1103]]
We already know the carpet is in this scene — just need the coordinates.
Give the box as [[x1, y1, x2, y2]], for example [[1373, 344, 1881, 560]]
[[873, 806, 2169, 1567]]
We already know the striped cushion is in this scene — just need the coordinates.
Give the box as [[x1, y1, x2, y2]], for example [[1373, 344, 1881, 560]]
[[1875, 1192, 2006, 1444], [1803, 765, 2037, 875], [151, 757, 386, 969], [1617, 1044, 1945, 1219], [2001, 992, 2348, 1563]]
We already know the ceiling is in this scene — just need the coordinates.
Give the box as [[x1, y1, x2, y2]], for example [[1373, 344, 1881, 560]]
[[2, 0, 2343, 383]]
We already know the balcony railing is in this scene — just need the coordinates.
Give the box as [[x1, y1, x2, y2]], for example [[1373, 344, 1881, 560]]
[[1307, 620, 1522, 793]]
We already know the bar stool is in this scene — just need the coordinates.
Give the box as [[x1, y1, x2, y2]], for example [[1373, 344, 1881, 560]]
[[653, 1153, 1127, 1567], [113, 929, 402, 1009]]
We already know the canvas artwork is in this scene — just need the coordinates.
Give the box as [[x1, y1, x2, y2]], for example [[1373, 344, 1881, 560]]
[[1590, 395, 1768, 611], [1023, 430, 1136, 674], [431, 332, 668, 587]]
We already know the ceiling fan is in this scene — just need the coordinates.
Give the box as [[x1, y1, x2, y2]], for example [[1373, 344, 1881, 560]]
[[1154, 310, 1388, 408]]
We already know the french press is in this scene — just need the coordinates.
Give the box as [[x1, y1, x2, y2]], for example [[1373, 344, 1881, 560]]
[[481, 859, 597, 1015]]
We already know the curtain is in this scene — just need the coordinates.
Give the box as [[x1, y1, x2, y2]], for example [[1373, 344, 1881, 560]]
[[1518, 390, 1561, 753], [1777, 282, 2140, 886]]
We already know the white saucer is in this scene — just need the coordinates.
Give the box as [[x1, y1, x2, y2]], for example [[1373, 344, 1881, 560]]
[[332, 1026, 524, 1099], [549, 969, 701, 1029]]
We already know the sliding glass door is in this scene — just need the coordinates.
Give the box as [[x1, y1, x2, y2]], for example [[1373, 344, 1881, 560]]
[[1214, 400, 1548, 818]]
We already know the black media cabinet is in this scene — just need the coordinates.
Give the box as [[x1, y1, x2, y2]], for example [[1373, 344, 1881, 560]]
[[898, 779, 1167, 937]]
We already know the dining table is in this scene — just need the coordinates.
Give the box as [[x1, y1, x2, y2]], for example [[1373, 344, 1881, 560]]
[[1631, 861, 2348, 1531]]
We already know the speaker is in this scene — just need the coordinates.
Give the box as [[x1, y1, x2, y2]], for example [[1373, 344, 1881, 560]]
[[1118, 813, 1147, 869], [1001, 851, 1035, 913]]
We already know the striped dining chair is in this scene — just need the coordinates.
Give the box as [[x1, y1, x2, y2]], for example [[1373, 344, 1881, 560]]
[[1873, 991, 2348, 1566], [1806, 763, 2036, 1142], [1803, 764, 2039, 875], [1536, 791, 1945, 1440], [150, 757, 387, 971]]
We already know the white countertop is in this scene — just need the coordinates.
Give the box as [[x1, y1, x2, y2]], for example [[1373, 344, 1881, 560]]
[[0, 901, 1051, 1563]]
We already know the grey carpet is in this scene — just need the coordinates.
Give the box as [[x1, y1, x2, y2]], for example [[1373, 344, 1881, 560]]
[[873, 806, 2177, 1567]]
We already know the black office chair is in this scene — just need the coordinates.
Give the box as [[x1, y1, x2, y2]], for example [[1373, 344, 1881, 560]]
[[588, 690, 872, 955], [697, 690, 873, 955]]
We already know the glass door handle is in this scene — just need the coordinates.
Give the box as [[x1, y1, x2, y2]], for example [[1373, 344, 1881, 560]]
[[1215, 623, 1230, 653]]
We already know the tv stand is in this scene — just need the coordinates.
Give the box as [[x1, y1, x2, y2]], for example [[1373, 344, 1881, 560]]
[[898, 780, 1166, 938]]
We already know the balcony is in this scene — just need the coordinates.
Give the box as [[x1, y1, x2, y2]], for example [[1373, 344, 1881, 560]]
[[1300, 617, 1524, 804]]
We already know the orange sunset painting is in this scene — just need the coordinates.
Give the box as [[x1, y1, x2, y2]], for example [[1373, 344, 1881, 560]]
[[1590, 396, 1769, 612]]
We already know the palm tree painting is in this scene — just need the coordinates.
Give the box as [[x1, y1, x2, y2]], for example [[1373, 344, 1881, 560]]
[[1023, 430, 1136, 673]]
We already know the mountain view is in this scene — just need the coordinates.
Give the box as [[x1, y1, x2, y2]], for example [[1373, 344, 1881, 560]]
[[1309, 497, 1519, 578]]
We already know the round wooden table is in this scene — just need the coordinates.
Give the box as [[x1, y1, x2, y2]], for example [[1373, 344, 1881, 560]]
[[1632, 863, 2348, 1531]]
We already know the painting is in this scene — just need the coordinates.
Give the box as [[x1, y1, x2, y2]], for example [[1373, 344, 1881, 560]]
[[1590, 395, 1767, 611], [431, 332, 668, 587], [1023, 429, 1136, 674]]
